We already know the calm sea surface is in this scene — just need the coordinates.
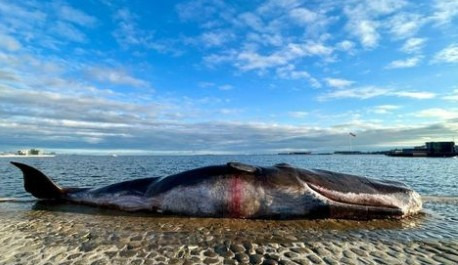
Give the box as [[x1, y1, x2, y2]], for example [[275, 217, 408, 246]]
[[1, 154, 457, 198]]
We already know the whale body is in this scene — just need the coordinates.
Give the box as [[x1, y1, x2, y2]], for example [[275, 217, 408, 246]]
[[10, 161, 422, 219]]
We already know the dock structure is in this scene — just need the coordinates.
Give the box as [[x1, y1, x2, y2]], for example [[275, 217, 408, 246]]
[[386, 141, 457, 157]]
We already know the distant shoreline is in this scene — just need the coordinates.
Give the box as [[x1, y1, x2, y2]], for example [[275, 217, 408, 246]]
[[0, 155, 55, 158]]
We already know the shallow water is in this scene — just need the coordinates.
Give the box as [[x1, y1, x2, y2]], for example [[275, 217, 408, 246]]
[[1, 155, 458, 264]]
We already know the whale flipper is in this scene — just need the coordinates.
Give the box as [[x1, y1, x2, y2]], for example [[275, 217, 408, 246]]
[[10, 162, 64, 199]]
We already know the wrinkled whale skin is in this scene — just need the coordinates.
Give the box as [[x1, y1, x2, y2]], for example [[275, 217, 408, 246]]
[[10, 161, 422, 220]]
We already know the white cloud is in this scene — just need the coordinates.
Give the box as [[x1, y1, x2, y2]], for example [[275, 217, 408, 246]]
[[318, 86, 390, 100], [336, 40, 355, 52], [442, 89, 458, 101], [276, 65, 321, 88], [200, 30, 235, 47], [0, 2, 47, 26], [325, 78, 354, 88], [344, 0, 407, 48], [231, 41, 333, 72], [219, 108, 241, 115], [401, 38, 426, 54], [415, 108, 458, 120], [302, 41, 333, 56], [431, 0, 458, 25], [112, 8, 179, 54], [238, 12, 264, 32], [58, 4, 97, 27], [218, 84, 233, 91], [289, 8, 318, 24], [349, 20, 379, 48], [198, 81, 215, 88], [372, 105, 401, 114], [53, 21, 86, 42], [288, 111, 308, 118], [388, 13, 424, 39], [391, 91, 436, 99], [434, 44, 458, 63], [319, 86, 436, 101], [113, 8, 151, 47], [87, 67, 150, 88], [386, 56, 422, 69], [175, 0, 232, 23], [0, 33, 21, 51], [364, 0, 407, 15]]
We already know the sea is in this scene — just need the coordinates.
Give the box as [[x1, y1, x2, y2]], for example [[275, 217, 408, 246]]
[[1, 154, 458, 264], [1, 154, 457, 198]]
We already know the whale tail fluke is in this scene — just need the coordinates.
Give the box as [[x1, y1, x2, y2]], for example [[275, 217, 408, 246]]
[[11, 162, 64, 199]]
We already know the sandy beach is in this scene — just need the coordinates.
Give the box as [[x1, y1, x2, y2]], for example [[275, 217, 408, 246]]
[[1, 199, 457, 265]]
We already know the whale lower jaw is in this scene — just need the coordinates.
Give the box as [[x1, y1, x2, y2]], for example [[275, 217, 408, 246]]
[[309, 184, 423, 219]]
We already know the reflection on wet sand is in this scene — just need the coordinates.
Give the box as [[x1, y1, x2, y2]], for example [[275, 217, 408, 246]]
[[1, 201, 458, 264], [30, 200, 425, 232]]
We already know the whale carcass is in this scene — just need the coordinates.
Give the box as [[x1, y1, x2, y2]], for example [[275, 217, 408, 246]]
[[11, 161, 422, 219]]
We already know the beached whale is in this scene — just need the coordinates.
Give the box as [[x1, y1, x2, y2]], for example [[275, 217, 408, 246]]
[[11, 161, 422, 219]]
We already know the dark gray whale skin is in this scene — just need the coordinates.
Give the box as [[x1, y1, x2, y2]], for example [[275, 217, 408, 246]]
[[10, 161, 422, 220]]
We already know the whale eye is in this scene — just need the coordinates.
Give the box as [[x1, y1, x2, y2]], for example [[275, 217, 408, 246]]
[[227, 162, 259, 173]]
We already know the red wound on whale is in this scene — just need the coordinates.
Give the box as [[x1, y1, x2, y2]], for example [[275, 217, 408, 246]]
[[229, 175, 243, 218]]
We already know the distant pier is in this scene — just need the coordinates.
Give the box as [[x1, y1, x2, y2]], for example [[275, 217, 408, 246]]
[[386, 142, 457, 157]]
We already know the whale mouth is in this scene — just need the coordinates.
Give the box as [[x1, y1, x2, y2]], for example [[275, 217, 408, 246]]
[[308, 183, 422, 218]]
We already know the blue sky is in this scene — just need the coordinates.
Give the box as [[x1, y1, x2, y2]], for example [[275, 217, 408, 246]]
[[1, 0, 458, 154]]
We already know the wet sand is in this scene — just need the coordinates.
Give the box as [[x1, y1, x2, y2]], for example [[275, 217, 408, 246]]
[[1, 201, 458, 265]]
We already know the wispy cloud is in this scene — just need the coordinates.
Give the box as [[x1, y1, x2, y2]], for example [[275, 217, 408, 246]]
[[415, 108, 458, 120], [52, 21, 87, 42], [433, 43, 458, 63], [388, 13, 424, 39], [0, 33, 21, 51], [276, 64, 321, 88], [87, 67, 150, 88], [401, 38, 426, 54], [386, 56, 422, 69], [442, 89, 458, 101], [336, 40, 356, 52], [200, 30, 235, 47], [347, 20, 379, 48], [57, 4, 97, 27], [393, 91, 436, 99], [431, 0, 458, 25], [371, 105, 401, 114], [288, 111, 308, 118], [319, 86, 390, 100], [325, 78, 354, 88], [112, 8, 180, 55], [343, 0, 407, 48], [112, 8, 153, 48], [218, 84, 233, 91], [319, 86, 436, 101]]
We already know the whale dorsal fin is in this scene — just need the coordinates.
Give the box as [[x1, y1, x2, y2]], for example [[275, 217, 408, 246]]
[[227, 162, 259, 173], [11, 162, 64, 199], [274, 163, 293, 168]]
